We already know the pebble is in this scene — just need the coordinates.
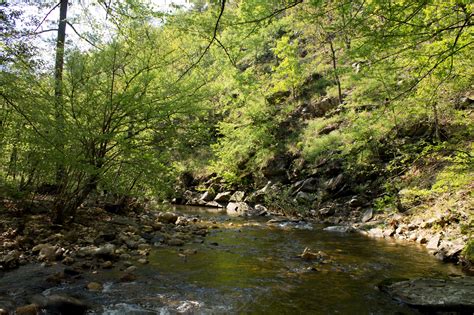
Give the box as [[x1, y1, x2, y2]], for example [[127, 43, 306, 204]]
[[102, 261, 113, 269], [87, 282, 103, 292], [138, 258, 148, 265], [125, 265, 137, 273]]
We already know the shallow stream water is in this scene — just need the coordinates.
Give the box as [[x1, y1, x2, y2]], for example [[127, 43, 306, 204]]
[[0, 206, 465, 314]]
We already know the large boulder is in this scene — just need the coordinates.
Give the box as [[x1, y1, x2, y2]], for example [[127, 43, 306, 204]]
[[381, 278, 474, 313], [230, 191, 245, 202], [426, 234, 441, 251], [226, 202, 252, 216], [200, 190, 216, 202], [214, 192, 232, 203]]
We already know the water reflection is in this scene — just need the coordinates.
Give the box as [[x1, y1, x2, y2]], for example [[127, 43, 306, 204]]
[[131, 206, 461, 314]]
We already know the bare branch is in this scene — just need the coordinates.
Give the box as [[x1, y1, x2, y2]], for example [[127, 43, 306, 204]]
[[215, 37, 237, 67], [176, 0, 227, 82], [33, 1, 61, 34], [66, 21, 102, 50], [232, 0, 303, 25]]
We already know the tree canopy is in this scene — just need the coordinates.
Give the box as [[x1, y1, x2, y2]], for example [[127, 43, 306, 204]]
[[1, 0, 472, 223]]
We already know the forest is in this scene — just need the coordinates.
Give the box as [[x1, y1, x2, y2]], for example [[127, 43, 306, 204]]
[[0, 0, 473, 314]]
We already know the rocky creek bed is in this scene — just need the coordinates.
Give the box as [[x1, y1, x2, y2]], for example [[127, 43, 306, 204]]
[[1, 205, 473, 314], [177, 185, 473, 272]]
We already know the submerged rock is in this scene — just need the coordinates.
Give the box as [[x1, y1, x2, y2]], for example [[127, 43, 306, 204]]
[[15, 304, 40, 315], [87, 282, 103, 292], [381, 277, 474, 313], [31, 294, 89, 315], [167, 238, 185, 246], [300, 247, 329, 261], [323, 226, 354, 233]]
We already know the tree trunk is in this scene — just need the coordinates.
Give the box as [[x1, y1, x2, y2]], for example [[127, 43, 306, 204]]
[[432, 102, 440, 141], [54, 174, 99, 224], [54, 0, 68, 185], [329, 39, 343, 105]]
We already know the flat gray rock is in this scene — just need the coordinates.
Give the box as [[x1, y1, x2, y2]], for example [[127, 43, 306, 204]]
[[381, 277, 474, 313]]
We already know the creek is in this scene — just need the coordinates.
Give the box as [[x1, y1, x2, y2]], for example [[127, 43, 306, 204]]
[[0, 206, 464, 314]]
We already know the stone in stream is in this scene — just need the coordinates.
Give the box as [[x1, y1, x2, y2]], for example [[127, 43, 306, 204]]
[[61, 256, 74, 266], [226, 202, 252, 215], [138, 258, 148, 265], [102, 260, 113, 269], [157, 212, 179, 224], [204, 201, 225, 208], [94, 243, 116, 259], [87, 282, 103, 292], [380, 277, 474, 313], [323, 226, 354, 233], [119, 273, 137, 282], [167, 238, 185, 246], [299, 247, 329, 261], [125, 265, 137, 273], [31, 294, 89, 315], [15, 304, 40, 315], [0, 249, 20, 270], [0, 297, 15, 315]]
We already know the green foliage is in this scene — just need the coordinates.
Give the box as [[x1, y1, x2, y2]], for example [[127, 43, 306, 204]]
[[1, 0, 473, 220], [271, 35, 303, 95]]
